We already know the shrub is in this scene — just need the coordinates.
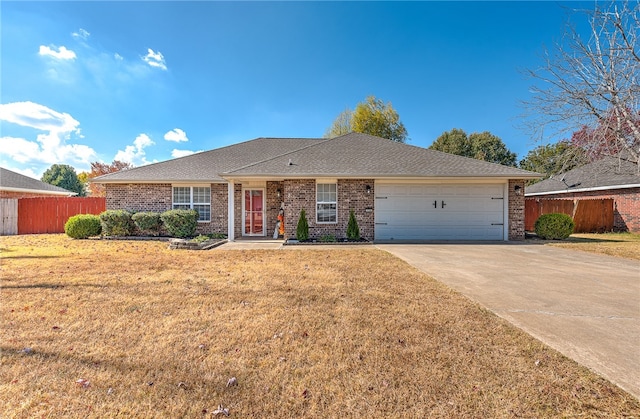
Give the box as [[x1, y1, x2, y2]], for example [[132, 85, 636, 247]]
[[296, 209, 309, 241], [99, 210, 135, 236], [161, 209, 198, 238], [132, 212, 162, 236], [64, 214, 102, 239], [320, 234, 336, 243], [535, 213, 575, 240], [346, 209, 360, 240]]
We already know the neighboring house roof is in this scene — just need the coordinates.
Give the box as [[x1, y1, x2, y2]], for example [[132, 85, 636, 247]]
[[526, 156, 640, 196], [95, 133, 540, 183], [0, 167, 75, 196]]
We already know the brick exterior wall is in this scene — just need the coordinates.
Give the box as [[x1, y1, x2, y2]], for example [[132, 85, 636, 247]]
[[508, 180, 526, 241], [282, 179, 375, 241], [530, 187, 640, 232], [105, 183, 228, 235]]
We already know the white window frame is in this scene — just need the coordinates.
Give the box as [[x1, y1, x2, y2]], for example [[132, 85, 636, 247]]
[[172, 186, 211, 222], [316, 183, 337, 224]]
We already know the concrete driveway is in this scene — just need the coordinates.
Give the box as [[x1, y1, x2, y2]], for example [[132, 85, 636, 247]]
[[376, 242, 640, 399]]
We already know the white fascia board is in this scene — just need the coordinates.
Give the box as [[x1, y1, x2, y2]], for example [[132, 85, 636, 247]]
[[0, 187, 74, 196], [94, 179, 227, 184], [525, 183, 640, 197]]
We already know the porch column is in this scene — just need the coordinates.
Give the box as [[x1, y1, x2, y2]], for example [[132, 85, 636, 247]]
[[227, 180, 235, 241]]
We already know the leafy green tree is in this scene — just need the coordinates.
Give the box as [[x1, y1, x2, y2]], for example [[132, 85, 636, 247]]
[[428, 128, 471, 156], [468, 132, 517, 167], [519, 142, 587, 184], [430, 129, 517, 166], [41, 164, 85, 196], [326, 96, 408, 143]]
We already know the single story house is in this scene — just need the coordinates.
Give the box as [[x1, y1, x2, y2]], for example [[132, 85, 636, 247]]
[[0, 167, 76, 198], [525, 155, 640, 232], [94, 133, 540, 241]]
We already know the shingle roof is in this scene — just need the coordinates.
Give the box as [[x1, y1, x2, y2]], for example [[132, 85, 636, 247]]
[[95, 133, 540, 183], [525, 156, 640, 195], [226, 132, 540, 178], [94, 137, 325, 183], [0, 167, 75, 195]]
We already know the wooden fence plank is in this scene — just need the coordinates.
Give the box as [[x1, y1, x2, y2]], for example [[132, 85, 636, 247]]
[[1, 198, 18, 235], [18, 197, 106, 234]]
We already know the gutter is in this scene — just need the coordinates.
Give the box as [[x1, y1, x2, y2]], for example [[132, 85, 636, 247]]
[[1, 187, 75, 196], [526, 183, 640, 197]]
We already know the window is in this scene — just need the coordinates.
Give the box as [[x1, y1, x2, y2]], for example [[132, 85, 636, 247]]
[[316, 183, 337, 223], [172, 186, 211, 222]]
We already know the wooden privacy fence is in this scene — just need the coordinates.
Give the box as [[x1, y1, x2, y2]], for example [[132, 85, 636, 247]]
[[17, 197, 106, 235], [525, 198, 614, 233], [1, 198, 18, 235]]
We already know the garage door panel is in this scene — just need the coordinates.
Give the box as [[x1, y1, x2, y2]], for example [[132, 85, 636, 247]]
[[375, 183, 505, 241]]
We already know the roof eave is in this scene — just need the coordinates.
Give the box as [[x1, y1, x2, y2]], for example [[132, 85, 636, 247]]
[[526, 183, 640, 196], [0, 187, 76, 196]]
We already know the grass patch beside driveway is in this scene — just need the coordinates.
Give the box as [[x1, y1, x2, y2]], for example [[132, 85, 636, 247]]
[[548, 232, 640, 260], [1, 235, 639, 417]]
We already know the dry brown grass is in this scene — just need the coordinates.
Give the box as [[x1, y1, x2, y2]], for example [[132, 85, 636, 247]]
[[549, 232, 640, 260], [1, 234, 638, 418]]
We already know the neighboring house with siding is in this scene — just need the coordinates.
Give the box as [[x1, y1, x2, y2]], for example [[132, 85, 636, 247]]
[[93, 133, 540, 241], [0, 167, 75, 198], [525, 156, 640, 232]]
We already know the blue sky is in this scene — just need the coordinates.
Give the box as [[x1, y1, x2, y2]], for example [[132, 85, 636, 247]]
[[1, 1, 592, 178]]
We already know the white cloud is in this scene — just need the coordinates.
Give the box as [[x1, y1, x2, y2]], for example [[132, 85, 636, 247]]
[[171, 149, 203, 158], [114, 53, 123, 61], [114, 134, 155, 166], [142, 48, 167, 70], [39, 45, 76, 60], [164, 128, 188, 143], [72, 28, 90, 40], [0, 102, 96, 168]]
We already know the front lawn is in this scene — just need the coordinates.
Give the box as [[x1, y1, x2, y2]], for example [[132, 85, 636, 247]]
[[549, 232, 640, 260], [1, 235, 638, 417]]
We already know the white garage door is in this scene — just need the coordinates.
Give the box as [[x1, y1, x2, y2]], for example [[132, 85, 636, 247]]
[[375, 183, 505, 241]]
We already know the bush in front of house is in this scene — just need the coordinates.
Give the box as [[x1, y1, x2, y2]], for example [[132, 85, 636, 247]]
[[296, 209, 309, 241], [534, 213, 575, 240], [99, 209, 135, 236], [346, 209, 360, 240], [161, 209, 198, 238], [64, 214, 102, 239], [132, 211, 162, 236]]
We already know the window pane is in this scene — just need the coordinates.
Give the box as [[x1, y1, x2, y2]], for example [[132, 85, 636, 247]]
[[317, 183, 336, 203], [173, 187, 190, 204], [193, 187, 210, 204], [173, 204, 191, 211], [317, 203, 336, 222], [193, 204, 210, 222]]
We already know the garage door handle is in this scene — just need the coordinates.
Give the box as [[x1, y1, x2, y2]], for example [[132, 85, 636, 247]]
[[375, 222, 388, 225], [433, 200, 437, 208], [491, 223, 504, 226], [441, 200, 446, 208]]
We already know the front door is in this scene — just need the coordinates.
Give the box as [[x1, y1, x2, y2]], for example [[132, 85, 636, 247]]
[[243, 189, 264, 236]]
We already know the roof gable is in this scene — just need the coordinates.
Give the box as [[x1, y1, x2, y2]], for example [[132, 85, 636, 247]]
[[0, 167, 74, 195], [225, 133, 539, 178], [526, 156, 640, 195]]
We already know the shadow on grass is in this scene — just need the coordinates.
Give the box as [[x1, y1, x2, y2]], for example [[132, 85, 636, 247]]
[[1, 255, 60, 260], [0, 283, 104, 289]]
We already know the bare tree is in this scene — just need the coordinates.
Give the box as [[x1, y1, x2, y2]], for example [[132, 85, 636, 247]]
[[524, 1, 639, 172]]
